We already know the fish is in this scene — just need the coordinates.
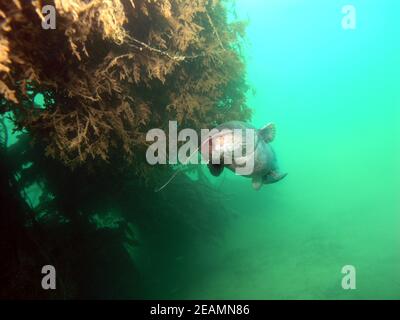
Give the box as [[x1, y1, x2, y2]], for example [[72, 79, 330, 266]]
[[202, 121, 287, 190], [155, 121, 287, 192]]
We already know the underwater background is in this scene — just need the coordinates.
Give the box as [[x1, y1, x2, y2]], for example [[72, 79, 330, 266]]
[[135, 0, 400, 299], [1, 0, 399, 300]]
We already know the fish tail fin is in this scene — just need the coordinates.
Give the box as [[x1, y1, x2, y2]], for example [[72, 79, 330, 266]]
[[264, 171, 288, 184]]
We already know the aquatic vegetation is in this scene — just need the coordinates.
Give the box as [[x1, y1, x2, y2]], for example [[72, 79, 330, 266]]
[[0, 0, 250, 170], [0, 116, 7, 149], [0, 133, 234, 298], [0, 0, 248, 299]]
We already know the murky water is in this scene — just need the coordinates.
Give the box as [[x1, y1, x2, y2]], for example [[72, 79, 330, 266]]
[[137, 0, 400, 300], [2, 0, 399, 300]]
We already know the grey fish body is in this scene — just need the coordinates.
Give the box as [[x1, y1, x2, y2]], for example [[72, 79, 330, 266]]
[[206, 121, 287, 190]]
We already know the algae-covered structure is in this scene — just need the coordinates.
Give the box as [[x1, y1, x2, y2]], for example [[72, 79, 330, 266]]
[[0, 1, 250, 298], [1, 0, 250, 169]]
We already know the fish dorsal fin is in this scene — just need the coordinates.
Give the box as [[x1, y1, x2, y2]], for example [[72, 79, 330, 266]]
[[259, 123, 276, 143], [252, 176, 263, 191]]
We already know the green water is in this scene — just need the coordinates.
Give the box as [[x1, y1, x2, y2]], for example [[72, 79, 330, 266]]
[[3, 0, 399, 300], [136, 0, 400, 299]]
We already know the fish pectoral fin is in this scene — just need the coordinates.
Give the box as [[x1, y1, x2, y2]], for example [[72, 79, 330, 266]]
[[258, 123, 276, 143], [252, 176, 263, 191], [208, 163, 224, 177], [264, 171, 288, 184]]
